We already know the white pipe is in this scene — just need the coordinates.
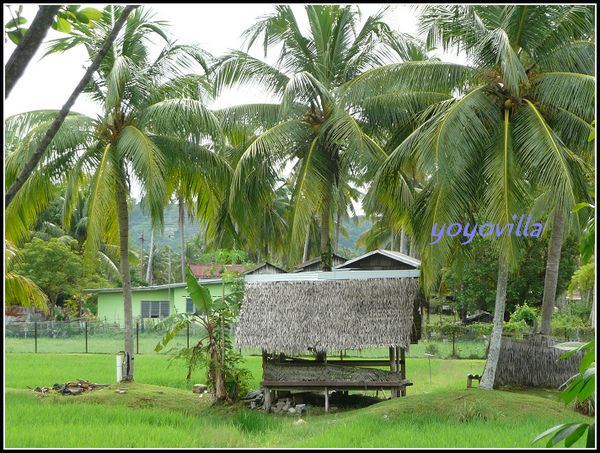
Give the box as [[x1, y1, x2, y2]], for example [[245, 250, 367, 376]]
[[116, 355, 123, 383]]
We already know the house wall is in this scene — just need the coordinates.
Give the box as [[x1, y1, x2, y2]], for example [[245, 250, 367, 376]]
[[97, 281, 233, 326]]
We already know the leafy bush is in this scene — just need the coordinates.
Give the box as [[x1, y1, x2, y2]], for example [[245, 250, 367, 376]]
[[510, 303, 538, 326], [424, 341, 439, 356]]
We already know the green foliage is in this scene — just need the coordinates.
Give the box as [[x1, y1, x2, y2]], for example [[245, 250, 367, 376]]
[[533, 341, 595, 448], [441, 235, 579, 314], [424, 341, 440, 356], [4, 5, 102, 45], [155, 264, 250, 402], [510, 303, 537, 327], [17, 238, 85, 316]]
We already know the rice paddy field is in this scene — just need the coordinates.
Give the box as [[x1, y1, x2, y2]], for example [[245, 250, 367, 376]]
[[4, 353, 592, 448]]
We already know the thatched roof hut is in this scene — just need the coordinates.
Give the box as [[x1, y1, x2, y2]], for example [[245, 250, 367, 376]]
[[236, 274, 420, 354]]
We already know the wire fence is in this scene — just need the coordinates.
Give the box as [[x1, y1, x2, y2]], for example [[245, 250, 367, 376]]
[[4, 320, 237, 355], [5, 320, 594, 358]]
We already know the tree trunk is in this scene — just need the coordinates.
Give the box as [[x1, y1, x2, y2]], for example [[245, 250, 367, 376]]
[[140, 231, 144, 280], [5, 5, 137, 207], [5, 5, 61, 97], [539, 209, 566, 335], [302, 224, 311, 263], [320, 176, 333, 271], [400, 229, 409, 255], [479, 256, 509, 390], [335, 208, 341, 254], [115, 170, 134, 381], [146, 229, 155, 284], [179, 195, 186, 282]]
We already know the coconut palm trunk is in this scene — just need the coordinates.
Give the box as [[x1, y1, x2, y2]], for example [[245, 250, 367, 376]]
[[320, 175, 333, 271], [115, 169, 134, 381], [479, 257, 509, 390], [146, 230, 154, 284], [179, 195, 186, 282], [146, 229, 155, 284], [539, 209, 566, 335]]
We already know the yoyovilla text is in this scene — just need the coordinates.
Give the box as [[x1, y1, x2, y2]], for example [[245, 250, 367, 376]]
[[430, 214, 543, 245]]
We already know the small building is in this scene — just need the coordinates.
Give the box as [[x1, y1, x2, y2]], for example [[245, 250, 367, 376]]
[[88, 262, 282, 326], [235, 250, 422, 411], [88, 279, 225, 326], [335, 249, 421, 271], [293, 253, 347, 272], [463, 311, 493, 325]]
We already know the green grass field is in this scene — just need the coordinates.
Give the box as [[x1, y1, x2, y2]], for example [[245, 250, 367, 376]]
[[4, 353, 592, 448]]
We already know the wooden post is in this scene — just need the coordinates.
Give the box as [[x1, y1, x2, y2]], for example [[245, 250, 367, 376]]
[[263, 387, 271, 412], [187, 323, 190, 349], [262, 349, 267, 370], [324, 386, 329, 413], [85, 321, 88, 353], [34, 322, 38, 353], [400, 348, 407, 396], [136, 322, 139, 355], [389, 347, 397, 398]]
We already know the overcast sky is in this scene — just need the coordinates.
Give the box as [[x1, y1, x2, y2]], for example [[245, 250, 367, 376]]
[[4, 4, 464, 118]]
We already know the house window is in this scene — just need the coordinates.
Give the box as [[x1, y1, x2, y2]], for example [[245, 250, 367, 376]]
[[186, 298, 205, 315], [141, 301, 170, 319]]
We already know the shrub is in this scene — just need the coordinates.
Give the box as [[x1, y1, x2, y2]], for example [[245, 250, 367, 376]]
[[424, 341, 439, 356], [510, 303, 537, 326]]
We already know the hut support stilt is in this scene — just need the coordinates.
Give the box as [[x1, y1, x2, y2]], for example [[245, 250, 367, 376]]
[[324, 386, 329, 412], [389, 347, 397, 397], [400, 348, 407, 396], [263, 387, 271, 412]]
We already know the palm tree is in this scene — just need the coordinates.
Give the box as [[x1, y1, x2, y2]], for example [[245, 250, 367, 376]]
[[214, 5, 433, 269], [367, 5, 594, 389], [4, 6, 227, 381]]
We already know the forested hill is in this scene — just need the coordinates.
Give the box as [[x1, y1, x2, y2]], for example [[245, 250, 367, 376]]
[[128, 202, 371, 256]]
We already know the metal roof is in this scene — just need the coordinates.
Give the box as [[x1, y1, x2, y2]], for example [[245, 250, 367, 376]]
[[335, 249, 421, 270], [245, 269, 419, 283]]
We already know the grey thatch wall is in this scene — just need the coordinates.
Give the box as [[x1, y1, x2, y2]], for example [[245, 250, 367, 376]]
[[263, 362, 402, 383], [236, 278, 419, 354], [493, 335, 584, 389]]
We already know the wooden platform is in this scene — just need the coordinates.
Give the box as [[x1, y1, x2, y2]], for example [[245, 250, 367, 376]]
[[260, 360, 412, 412]]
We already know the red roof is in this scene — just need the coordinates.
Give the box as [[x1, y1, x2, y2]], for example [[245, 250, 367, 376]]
[[189, 264, 249, 278]]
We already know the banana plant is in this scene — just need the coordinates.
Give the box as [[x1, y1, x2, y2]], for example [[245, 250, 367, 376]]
[[533, 340, 595, 448], [154, 266, 243, 403]]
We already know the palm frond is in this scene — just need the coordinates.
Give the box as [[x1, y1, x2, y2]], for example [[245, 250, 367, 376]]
[[138, 98, 224, 146], [117, 126, 167, 229], [532, 72, 595, 122], [513, 101, 583, 212]]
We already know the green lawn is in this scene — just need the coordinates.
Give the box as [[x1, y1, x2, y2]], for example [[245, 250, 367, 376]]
[[4, 353, 591, 448]]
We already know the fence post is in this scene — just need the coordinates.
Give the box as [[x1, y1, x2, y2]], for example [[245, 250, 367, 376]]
[[34, 322, 38, 353], [187, 323, 190, 349], [85, 321, 88, 353], [452, 331, 456, 357], [136, 322, 139, 355]]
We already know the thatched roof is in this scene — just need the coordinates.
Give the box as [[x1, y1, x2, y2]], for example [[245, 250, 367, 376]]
[[235, 277, 420, 354]]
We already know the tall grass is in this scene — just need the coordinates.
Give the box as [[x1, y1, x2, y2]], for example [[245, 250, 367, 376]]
[[5, 353, 591, 448]]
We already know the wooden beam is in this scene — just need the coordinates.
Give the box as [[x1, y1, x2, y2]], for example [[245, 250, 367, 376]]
[[260, 380, 412, 388]]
